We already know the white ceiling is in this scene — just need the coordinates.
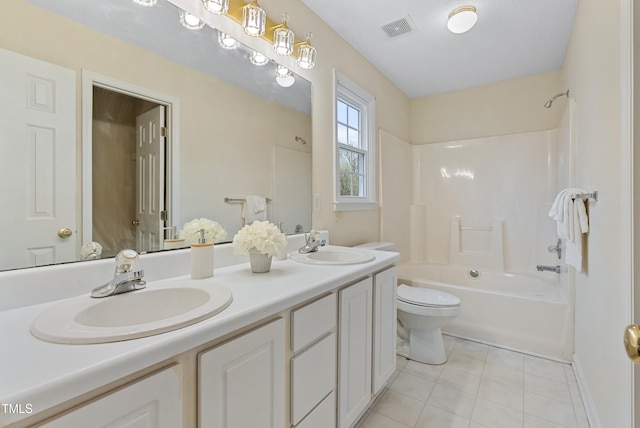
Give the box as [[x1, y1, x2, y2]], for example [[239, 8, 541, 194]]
[[301, 0, 579, 98]]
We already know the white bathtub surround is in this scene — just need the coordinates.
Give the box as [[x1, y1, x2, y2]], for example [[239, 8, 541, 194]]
[[411, 129, 568, 273], [398, 263, 572, 360], [548, 188, 590, 272], [448, 217, 504, 271], [409, 205, 426, 263]]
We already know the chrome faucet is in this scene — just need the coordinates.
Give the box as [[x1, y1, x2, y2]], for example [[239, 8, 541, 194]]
[[536, 265, 566, 274], [547, 239, 562, 259], [298, 230, 326, 254], [91, 250, 146, 298]]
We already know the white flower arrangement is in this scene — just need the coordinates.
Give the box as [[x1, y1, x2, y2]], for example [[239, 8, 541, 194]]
[[180, 218, 227, 245], [232, 221, 287, 257]]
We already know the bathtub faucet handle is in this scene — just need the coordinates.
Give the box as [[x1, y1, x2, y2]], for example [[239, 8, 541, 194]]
[[547, 239, 562, 259]]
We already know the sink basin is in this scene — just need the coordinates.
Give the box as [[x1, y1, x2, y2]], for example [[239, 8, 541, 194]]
[[31, 280, 232, 344], [290, 247, 375, 265]]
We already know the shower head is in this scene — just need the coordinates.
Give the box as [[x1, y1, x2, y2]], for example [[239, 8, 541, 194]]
[[544, 90, 570, 108]]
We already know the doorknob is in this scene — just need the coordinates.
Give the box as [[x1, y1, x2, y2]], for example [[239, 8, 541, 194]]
[[624, 324, 640, 363], [57, 228, 73, 239], [132, 219, 140, 226]]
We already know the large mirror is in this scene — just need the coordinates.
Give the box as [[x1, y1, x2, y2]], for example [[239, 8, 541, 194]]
[[0, 0, 312, 271]]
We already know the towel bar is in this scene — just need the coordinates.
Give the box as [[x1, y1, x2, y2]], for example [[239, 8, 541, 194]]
[[224, 197, 272, 203], [572, 191, 598, 201]]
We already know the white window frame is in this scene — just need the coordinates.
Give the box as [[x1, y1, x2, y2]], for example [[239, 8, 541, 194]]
[[334, 71, 376, 211]]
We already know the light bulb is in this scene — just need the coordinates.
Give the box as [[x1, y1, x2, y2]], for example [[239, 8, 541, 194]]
[[180, 10, 204, 30], [218, 31, 238, 50], [202, 0, 228, 14], [273, 14, 294, 56], [242, 1, 266, 37]]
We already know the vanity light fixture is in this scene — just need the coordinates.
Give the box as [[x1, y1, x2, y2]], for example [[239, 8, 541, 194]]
[[242, 0, 266, 37], [133, 0, 158, 6], [447, 5, 478, 34], [202, 0, 229, 14], [273, 14, 295, 56], [296, 33, 317, 69], [218, 31, 239, 50], [180, 10, 205, 30], [275, 65, 295, 87], [250, 51, 270, 66]]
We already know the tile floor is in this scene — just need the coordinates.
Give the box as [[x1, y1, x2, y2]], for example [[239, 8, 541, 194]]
[[357, 335, 589, 428]]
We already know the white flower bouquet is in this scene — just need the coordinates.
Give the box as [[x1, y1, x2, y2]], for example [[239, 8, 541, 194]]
[[180, 218, 227, 244], [232, 221, 287, 257]]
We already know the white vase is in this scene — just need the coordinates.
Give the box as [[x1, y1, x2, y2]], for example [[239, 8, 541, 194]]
[[249, 248, 272, 273]]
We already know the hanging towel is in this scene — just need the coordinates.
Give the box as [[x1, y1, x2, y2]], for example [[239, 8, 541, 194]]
[[242, 195, 267, 224], [548, 188, 590, 271]]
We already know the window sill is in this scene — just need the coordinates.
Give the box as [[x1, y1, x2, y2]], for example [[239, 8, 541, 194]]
[[333, 201, 377, 212]]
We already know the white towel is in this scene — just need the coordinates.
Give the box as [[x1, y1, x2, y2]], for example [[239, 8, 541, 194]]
[[242, 195, 267, 224], [548, 188, 590, 271]]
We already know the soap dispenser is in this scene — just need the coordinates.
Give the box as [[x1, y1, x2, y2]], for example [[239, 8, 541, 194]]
[[191, 229, 214, 279]]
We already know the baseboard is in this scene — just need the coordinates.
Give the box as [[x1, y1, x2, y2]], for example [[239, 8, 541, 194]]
[[572, 354, 602, 428]]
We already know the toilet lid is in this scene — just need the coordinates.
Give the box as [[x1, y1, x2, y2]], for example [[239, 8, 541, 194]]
[[397, 284, 461, 308]]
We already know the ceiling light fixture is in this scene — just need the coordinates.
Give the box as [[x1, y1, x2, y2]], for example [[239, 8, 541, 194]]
[[133, 0, 158, 6], [180, 10, 205, 30], [250, 51, 270, 66], [447, 5, 477, 34], [218, 31, 239, 50], [242, 0, 266, 37], [275, 65, 295, 87], [296, 33, 316, 70], [202, 0, 228, 14], [273, 14, 295, 56]]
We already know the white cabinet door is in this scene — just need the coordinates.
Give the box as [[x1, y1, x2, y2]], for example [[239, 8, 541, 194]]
[[42, 366, 182, 427], [373, 267, 398, 394], [338, 277, 373, 428], [199, 318, 286, 428]]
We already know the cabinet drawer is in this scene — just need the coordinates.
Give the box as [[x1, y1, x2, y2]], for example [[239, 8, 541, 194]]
[[291, 293, 336, 353], [295, 391, 336, 428], [291, 332, 336, 425]]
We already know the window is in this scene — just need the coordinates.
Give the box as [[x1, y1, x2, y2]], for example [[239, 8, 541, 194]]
[[334, 72, 376, 211]]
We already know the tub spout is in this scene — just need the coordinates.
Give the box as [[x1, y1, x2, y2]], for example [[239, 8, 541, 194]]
[[536, 265, 566, 274]]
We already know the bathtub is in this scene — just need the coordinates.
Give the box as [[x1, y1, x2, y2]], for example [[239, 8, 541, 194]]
[[397, 263, 573, 360]]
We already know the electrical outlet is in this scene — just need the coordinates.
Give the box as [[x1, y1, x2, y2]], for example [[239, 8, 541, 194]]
[[313, 194, 321, 212]]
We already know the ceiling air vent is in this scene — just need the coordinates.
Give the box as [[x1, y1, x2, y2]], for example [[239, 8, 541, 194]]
[[380, 16, 416, 39]]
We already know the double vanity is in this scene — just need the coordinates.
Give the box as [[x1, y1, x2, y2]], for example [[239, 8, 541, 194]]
[[0, 236, 399, 428]]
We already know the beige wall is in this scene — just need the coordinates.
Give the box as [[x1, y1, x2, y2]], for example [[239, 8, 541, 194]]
[[561, 0, 633, 426], [248, 0, 412, 246], [411, 70, 565, 144]]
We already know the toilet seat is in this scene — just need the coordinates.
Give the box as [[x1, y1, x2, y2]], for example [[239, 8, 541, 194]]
[[397, 284, 461, 308]]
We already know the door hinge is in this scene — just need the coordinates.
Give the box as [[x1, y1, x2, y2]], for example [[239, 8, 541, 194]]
[[160, 126, 168, 137], [160, 210, 168, 221]]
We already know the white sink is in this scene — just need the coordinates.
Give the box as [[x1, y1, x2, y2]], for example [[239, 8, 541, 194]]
[[290, 247, 375, 265], [31, 280, 232, 344]]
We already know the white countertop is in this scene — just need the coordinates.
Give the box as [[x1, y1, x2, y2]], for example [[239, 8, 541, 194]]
[[0, 246, 399, 427]]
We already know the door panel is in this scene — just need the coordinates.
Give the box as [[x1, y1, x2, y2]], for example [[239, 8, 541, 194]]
[[135, 106, 165, 253], [0, 48, 76, 270]]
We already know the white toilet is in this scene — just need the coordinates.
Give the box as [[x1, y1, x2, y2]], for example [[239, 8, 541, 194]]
[[396, 284, 461, 365], [355, 242, 462, 365]]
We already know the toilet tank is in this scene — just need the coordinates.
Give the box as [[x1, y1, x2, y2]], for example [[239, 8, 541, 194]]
[[354, 242, 395, 251]]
